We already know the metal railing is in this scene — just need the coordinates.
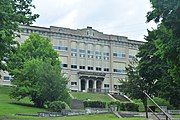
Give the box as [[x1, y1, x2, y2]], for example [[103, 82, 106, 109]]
[[143, 91, 172, 120]]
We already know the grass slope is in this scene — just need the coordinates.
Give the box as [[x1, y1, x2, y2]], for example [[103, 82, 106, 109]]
[[0, 86, 47, 116], [71, 92, 113, 102]]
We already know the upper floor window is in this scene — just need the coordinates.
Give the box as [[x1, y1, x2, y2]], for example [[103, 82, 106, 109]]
[[71, 82, 77, 86], [87, 50, 94, 59], [53, 46, 68, 51], [104, 84, 109, 88], [113, 53, 126, 58], [79, 49, 86, 58], [71, 48, 77, 57], [62, 64, 68, 68], [95, 51, 101, 60], [96, 67, 101, 71], [113, 69, 126, 74], [104, 52, 109, 60]]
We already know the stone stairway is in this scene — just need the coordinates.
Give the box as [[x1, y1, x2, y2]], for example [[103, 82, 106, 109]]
[[70, 99, 84, 109], [111, 94, 130, 102]]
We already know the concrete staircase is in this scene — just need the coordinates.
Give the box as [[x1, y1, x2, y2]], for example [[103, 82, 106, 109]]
[[110, 94, 130, 102], [70, 99, 84, 109]]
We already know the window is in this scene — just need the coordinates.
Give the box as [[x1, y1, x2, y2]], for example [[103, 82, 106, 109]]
[[53, 46, 68, 51], [104, 68, 109, 72], [71, 82, 77, 86], [87, 50, 94, 59], [88, 66, 93, 70], [113, 69, 126, 74], [113, 53, 126, 58], [96, 67, 101, 71], [114, 85, 121, 89], [3, 76, 11, 81], [71, 48, 77, 57], [79, 66, 85, 69], [129, 55, 134, 59], [79, 49, 86, 58], [71, 65, 77, 69], [104, 52, 110, 60], [59, 46, 68, 51], [62, 64, 68, 68], [104, 84, 109, 88], [95, 51, 101, 60]]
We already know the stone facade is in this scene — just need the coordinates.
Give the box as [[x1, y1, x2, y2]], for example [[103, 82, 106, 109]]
[[0, 25, 144, 93]]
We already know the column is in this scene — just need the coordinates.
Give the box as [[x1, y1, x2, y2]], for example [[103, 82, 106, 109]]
[[79, 79, 81, 92], [93, 80, 97, 92], [86, 80, 89, 92]]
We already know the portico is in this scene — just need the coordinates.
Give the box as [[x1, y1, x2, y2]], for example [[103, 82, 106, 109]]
[[78, 71, 106, 93]]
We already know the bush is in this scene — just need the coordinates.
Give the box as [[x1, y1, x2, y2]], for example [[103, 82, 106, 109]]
[[83, 100, 106, 108], [48, 101, 67, 112], [120, 102, 139, 111], [152, 97, 172, 109], [108, 100, 121, 111]]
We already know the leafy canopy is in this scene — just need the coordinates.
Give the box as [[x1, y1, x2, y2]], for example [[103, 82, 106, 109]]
[[0, 0, 39, 71], [8, 33, 70, 107]]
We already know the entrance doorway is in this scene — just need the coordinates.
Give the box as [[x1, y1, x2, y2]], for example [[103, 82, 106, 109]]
[[81, 79, 86, 91]]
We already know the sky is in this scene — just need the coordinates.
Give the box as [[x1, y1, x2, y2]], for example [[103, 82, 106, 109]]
[[32, 0, 157, 41]]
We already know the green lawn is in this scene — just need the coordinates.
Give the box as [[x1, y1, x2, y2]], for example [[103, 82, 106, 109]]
[[0, 114, 147, 120], [70, 92, 113, 102], [0, 86, 47, 116], [0, 86, 147, 120]]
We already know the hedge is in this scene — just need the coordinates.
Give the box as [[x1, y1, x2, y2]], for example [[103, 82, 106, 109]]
[[83, 100, 106, 108], [48, 101, 67, 112]]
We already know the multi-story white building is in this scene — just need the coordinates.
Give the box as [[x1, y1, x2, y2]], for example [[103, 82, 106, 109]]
[[0, 25, 143, 93]]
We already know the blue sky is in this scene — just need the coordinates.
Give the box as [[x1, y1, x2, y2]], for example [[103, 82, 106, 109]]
[[32, 0, 157, 41]]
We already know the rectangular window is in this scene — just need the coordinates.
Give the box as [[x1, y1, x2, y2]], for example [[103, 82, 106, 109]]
[[79, 66, 85, 69], [59, 46, 68, 51], [95, 51, 101, 60], [113, 69, 126, 74], [79, 49, 86, 58], [113, 53, 126, 58], [88, 66, 93, 70], [104, 68, 109, 72], [71, 65, 77, 69], [71, 82, 77, 86], [71, 48, 77, 57], [3, 76, 11, 81], [62, 64, 68, 68], [87, 50, 94, 59], [96, 67, 101, 71], [104, 84, 109, 88]]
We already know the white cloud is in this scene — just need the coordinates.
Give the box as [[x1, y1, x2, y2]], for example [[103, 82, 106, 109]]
[[32, 0, 157, 41]]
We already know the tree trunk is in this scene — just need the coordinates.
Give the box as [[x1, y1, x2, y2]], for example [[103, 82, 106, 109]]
[[143, 97, 148, 118]]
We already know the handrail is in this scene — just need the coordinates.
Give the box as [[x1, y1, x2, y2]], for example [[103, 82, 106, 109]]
[[143, 91, 172, 120], [147, 106, 161, 120]]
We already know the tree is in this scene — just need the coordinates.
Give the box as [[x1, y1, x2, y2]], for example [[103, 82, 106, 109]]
[[120, 58, 158, 118], [147, 0, 180, 85], [0, 0, 39, 71], [11, 59, 70, 107], [8, 33, 70, 107]]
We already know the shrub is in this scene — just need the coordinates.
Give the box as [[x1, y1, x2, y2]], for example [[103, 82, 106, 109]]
[[48, 101, 67, 112], [108, 100, 121, 111], [120, 102, 139, 111], [125, 102, 139, 111], [83, 100, 106, 108]]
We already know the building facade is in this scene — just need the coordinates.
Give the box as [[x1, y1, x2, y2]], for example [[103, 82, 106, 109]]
[[0, 25, 143, 93]]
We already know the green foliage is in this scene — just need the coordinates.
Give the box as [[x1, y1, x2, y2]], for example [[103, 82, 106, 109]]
[[108, 100, 121, 111], [149, 97, 172, 109], [83, 100, 106, 108], [48, 101, 67, 112], [8, 34, 70, 107], [120, 102, 139, 112], [147, 0, 180, 85], [0, 0, 39, 71]]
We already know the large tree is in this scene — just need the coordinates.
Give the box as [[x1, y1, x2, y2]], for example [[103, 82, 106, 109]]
[[8, 33, 70, 107], [0, 0, 39, 71], [147, 0, 180, 85]]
